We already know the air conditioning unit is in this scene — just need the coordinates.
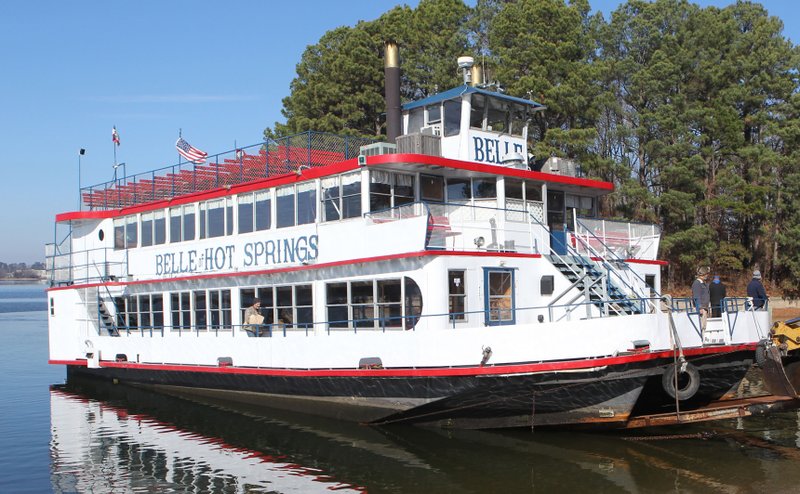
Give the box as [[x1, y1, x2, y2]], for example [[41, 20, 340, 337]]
[[396, 133, 441, 156], [544, 157, 580, 177], [359, 142, 397, 157], [421, 124, 441, 136]]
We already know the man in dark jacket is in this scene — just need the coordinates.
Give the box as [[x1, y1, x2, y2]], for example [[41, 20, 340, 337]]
[[746, 270, 768, 310], [692, 266, 711, 331], [709, 275, 726, 317]]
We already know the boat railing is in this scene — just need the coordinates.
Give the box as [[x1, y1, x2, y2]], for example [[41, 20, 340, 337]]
[[105, 295, 665, 340], [573, 218, 661, 261], [364, 201, 547, 254], [670, 296, 769, 340], [80, 132, 376, 211], [46, 246, 127, 286]]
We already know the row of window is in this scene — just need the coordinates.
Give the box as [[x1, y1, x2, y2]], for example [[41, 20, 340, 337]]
[[112, 169, 587, 251], [110, 277, 424, 332], [406, 95, 530, 137]]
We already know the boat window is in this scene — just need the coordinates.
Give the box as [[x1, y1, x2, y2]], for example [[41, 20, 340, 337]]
[[199, 202, 207, 239], [446, 178, 471, 202], [470, 94, 486, 129], [323, 172, 361, 222], [238, 193, 254, 234], [486, 269, 514, 325], [370, 171, 392, 211], [139, 295, 151, 329], [182, 205, 195, 241], [427, 104, 441, 124], [125, 216, 138, 249], [378, 279, 402, 328], [169, 208, 182, 243], [141, 213, 153, 247], [276, 286, 293, 325], [526, 182, 542, 202], [326, 282, 349, 328], [206, 199, 226, 238], [486, 98, 507, 133], [395, 173, 415, 205], [255, 190, 271, 231], [226, 199, 234, 236], [420, 174, 444, 203], [194, 291, 207, 330], [443, 99, 461, 137], [448, 270, 466, 322], [295, 284, 314, 328], [297, 182, 316, 225], [170, 292, 191, 331], [408, 108, 424, 134], [352, 280, 375, 328], [341, 173, 361, 218], [208, 289, 231, 330], [122, 296, 138, 330], [154, 211, 166, 245], [404, 277, 423, 330], [239, 287, 275, 327], [506, 179, 523, 200], [510, 105, 526, 137], [114, 219, 125, 250], [566, 194, 594, 218], [472, 178, 496, 199], [322, 177, 341, 221], [277, 186, 295, 228]]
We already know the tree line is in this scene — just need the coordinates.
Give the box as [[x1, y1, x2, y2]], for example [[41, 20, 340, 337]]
[[264, 0, 800, 294]]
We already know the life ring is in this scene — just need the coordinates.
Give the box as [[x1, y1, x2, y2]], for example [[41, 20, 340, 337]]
[[661, 362, 700, 401]]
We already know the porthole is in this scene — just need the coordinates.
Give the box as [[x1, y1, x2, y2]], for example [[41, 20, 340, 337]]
[[98, 229, 105, 241]]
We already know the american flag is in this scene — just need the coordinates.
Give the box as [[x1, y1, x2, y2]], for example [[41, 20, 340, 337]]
[[176, 137, 207, 164], [112, 126, 120, 146]]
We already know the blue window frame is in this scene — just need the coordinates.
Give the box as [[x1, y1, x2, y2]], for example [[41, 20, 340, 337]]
[[483, 268, 515, 326]]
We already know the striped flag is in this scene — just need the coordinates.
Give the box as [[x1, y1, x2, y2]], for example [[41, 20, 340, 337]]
[[176, 137, 207, 164], [112, 126, 120, 146]]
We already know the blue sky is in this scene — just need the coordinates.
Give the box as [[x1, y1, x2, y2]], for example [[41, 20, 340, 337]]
[[0, 1, 796, 264]]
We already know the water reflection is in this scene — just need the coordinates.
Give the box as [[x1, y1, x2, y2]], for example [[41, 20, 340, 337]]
[[50, 376, 800, 493]]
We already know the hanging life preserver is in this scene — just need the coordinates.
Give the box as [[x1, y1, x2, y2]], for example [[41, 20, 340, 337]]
[[661, 362, 700, 401]]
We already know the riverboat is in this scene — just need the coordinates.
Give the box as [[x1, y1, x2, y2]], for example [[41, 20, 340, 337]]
[[46, 45, 772, 429]]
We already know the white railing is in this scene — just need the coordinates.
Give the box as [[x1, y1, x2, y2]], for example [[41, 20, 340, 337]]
[[572, 218, 660, 260]]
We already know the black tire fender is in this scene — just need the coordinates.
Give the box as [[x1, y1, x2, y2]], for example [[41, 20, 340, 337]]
[[662, 362, 700, 401]]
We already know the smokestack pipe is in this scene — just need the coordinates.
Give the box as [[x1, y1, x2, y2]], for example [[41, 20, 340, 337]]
[[384, 41, 402, 143]]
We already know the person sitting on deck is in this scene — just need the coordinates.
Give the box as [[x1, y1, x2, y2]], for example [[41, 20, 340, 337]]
[[244, 300, 265, 336]]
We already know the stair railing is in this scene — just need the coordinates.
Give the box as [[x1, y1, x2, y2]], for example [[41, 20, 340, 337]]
[[528, 212, 632, 319], [572, 218, 658, 313]]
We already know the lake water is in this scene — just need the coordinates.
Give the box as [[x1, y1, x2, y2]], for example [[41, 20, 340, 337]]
[[4, 282, 800, 493]]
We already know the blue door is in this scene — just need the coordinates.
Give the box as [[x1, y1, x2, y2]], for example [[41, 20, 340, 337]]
[[483, 268, 515, 326], [550, 228, 568, 255]]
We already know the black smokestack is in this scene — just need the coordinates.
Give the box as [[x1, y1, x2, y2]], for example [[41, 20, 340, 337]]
[[384, 41, 401, 143]]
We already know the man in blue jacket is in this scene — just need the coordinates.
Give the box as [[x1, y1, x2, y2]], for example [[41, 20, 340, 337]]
[[746, 270, 768, 310]]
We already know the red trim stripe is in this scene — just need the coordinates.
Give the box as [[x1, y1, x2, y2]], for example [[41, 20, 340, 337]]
[[368, 153, 614, 191], [46, 250, 543, 292], [49, 344, 755, 378]]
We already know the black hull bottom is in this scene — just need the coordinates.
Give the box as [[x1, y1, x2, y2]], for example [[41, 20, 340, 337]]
[[65, 350, 754, 430], [67, 364, 651, 429]]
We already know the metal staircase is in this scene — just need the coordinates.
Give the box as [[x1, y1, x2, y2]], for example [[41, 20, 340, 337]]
[[547, 254, 644, 317], [531, 213, 656, 320]]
